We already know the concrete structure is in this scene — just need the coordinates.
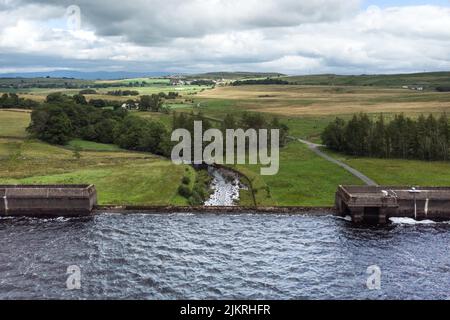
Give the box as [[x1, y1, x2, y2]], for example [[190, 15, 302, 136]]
[[336, 185, 450, 224], [0, 185, 97, 217]]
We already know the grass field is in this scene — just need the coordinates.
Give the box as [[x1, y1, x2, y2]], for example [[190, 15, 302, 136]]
[[0, 110, 194, 205], [193, 83, 450, 205], [0, 110, 31, 137], [134, 111, 173, 129], [198, 85, 450, 116], [94, 78, 171, 85], [283, 72, 450, 89], [2, 73, 450, 207], [67, 139, 123, 152], [235, 141, 363, 206], [324, 149, 450, 187], [3, 84, 213, 104]]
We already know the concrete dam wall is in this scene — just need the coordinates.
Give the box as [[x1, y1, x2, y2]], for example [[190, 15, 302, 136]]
[[336, 185, 450, 224], [0, 185, 97, 217]]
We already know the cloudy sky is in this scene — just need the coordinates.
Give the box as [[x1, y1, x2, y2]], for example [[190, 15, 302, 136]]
[[1, 0, 450, 75]]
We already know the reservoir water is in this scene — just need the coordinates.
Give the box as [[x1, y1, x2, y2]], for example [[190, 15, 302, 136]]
[[1, 213, 450, 300]]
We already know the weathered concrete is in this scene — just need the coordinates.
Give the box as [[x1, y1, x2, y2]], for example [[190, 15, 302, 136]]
[[0, 185, 97, 217], [95, 205, 335, 215], [336, 185, 450, 224]]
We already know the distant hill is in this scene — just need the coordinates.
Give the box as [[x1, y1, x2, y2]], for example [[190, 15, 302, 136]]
[[186, 72, 286, 80], [283, 72, 450, 89], [0, 70, 170, 80]]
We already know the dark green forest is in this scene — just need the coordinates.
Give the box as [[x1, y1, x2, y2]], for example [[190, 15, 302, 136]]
[[322, 113, 449, 161]]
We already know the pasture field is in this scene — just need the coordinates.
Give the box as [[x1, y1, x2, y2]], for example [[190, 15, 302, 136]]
[[283, 71, 450, 89], [94, 78, 171, 85], [67, 139, 123, 152], [193, 84, 450, 204], [134, 111, 173, 129], [2, 74, 450, 207], [92, 85, 212, 96], [1, 79, 213, 105], [0, 111, 194, 205], [323, 149, 450, 188], [197, 85, 450, 116], [0, 110, 31, 137], [234, 141, 363, 206]]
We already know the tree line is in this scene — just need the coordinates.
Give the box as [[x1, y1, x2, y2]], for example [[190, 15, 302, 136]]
[[172, 111, 290, 148], [27, 96, 172, 156], [27, 93, 290, 160], [322, 113, 450, 161], [232, 78, 289, 86], [0, 93, 40, 109], [0, 90, 182, 112], [107, 90, 140, 96]]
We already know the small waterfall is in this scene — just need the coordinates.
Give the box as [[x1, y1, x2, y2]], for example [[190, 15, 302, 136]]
[[204, 167, 247, 206]]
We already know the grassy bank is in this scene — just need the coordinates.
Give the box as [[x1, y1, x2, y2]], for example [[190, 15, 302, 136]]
[[235, 141, 362, 206], [0, 137, 194, 205], [324, 149, 450, 187], [0, 110, 31, 137], [0, 109, 194, 205]]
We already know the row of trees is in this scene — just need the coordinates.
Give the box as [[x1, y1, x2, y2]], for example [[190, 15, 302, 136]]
[[160, 91, 179, 99], [139, 94, 164, 112], [27, 91, 291, 162], [322, 113, 450, 161], [107, 90, 140, 96], [0, 93, 40, 109], [79, 89, 97, 95], [232, 78, 289, 86], [191, 80, 215, 86], [45, 92, 125, 110], [172, 111, 290, 147], [27, 100, 172, 156], [1, 89, 183, 112]]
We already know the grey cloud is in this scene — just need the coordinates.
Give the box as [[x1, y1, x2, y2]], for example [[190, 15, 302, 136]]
[[1, 1, 450, 75], [15, 0, 361, 44]]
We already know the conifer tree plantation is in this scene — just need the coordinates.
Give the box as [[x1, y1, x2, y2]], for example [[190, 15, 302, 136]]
[[322, 113, 449, 161]]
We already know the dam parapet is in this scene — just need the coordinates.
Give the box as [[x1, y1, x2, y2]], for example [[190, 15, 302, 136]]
[[0, 185, 97, 217], [336, 185, 450, 224]]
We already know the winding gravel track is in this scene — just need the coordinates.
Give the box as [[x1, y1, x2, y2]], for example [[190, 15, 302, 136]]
[[297, 138, 378, 186]]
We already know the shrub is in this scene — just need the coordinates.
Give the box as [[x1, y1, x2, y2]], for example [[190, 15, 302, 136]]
[[178, 184, 192, 198], [188, 191, 204, 206], [182, 176, 191, 185]]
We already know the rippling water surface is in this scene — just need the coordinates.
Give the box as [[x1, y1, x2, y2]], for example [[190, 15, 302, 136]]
[[1, 213, 450, 300]]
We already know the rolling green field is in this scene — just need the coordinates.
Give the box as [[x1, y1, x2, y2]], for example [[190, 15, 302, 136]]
[[0, 110, 31, 137], [95, 78, 171, 85], [283, 72, 450, 89], [2, 71, 450, 207], [324, 149, 450, 187], [235, 141, 362, 206], [67, 139, 123, 152], [0, 110, 193, 205], [192, 81, 450, 205], [1, 77, 213, 105]]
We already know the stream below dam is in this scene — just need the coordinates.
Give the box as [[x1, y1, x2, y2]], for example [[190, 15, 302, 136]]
[[204, 166, 248, 206]]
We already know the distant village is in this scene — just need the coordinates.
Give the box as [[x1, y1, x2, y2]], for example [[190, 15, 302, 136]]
[[402, 85, 425, 91], [166, 76, 228, 87]]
